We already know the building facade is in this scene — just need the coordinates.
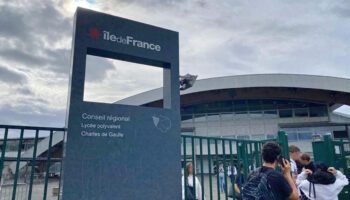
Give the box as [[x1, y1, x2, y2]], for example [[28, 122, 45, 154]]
[[118, 74, 350, 153]]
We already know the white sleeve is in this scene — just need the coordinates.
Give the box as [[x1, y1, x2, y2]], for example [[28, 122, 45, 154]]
[[182, 176, 185, 200], [296, 171, 308, 186], [291, 161, 297, 174], [196, 177, 204, 200], [335, 171, 349, 190]]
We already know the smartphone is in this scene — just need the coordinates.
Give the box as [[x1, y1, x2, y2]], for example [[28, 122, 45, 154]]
[[278, 156, 285, 167]]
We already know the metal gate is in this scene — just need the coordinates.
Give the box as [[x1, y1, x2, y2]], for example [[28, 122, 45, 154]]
[[182, 131, 289, 200], [312, 135, 350, 200], [1, 124, 288, 200], [0, 125, 66, 200]]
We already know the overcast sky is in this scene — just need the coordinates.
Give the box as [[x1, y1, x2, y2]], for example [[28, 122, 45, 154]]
[[0, 0, 350, 127]]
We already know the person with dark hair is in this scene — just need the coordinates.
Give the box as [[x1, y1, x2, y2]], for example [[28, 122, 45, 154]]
[[219, 162, 225, 193], [299, 153, 316, 173], [296, 163, 349, 200], [242, 142, 299, 200], [233, 164, 245, 199], [295, 159, 304, 174]]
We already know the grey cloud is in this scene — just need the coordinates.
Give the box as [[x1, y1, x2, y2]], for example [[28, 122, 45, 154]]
[[45, 48, 71, 74], [0, 1, 72, 41], [0, 48, 46, 66], [250, 22, 313, 39], [0, 5, 30, 39], [0, 1, 72, 74], [85, 55, 115, 82], [0, 65, 26, 84], [101, 0, 185, 7], [0, 104, 66, 127], [16, 87, 33, 96], [228, 42, 258, 62], [0, 48, 71, 75], [17, 96, 49, 106], [331, 1, 350, 18]]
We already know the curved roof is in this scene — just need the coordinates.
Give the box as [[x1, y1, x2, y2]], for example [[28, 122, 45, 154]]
[[117, 74, 350, 106]]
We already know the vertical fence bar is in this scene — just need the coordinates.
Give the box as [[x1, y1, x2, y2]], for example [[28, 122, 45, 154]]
[[249, 142, 253, 171], [259, 143, 263, 166], [12, 128, 24, 200], [43, 130, 53, 200], [229, 140, 235, 199], [236, 141, 242, 189], [278, 131, 290, 160], [0, 128, 8, 183], [207, 138, 213, 200], [28, 129, 39, 200], [183, 136, 187, 200], [215, 139, 220, 200], [242, 142, 248, 179], [222, 140, 228, 200], [191, 137, 196, 200], [254, 143, 261, 168], [58, 130, 66, 200], [199, 138, 204, 200]]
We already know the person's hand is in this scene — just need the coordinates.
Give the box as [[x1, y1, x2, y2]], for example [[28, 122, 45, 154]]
[[328, 167, 337, 175], [281, 158, 291, 175], [304, 169, 313, 175]]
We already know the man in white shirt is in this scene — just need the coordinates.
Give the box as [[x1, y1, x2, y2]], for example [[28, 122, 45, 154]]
[[289, 145, 301, 180]]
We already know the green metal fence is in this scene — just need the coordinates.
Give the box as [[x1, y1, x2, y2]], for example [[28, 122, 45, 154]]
[[0, 125, 66, 200], [0, 124, 288, 200], [312, 135, 350, 200], [182, 131, 289, 200]]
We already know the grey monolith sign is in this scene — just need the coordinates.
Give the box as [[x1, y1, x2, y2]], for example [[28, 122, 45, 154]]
[[62, 7, 181, 200]]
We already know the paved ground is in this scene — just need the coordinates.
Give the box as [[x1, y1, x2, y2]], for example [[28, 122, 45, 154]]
[[200, 174, 235, 200], [0, 175, 235, 200], [0, 179, 61, 200]]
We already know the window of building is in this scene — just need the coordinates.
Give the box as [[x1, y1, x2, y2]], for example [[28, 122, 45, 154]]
[[279, 109, 293, 118], [262, 100, 277, 110], [251, 134, 265, 140], [287, 132, 298, 141], [237, 135, 250, 140], [294, 108, 308, 117], [248, 100, 262, 111], [266, 134, 276, 139], [264, 110, 278, 118], [234, 100, 247, 112], [298, 132, 313, 140], [333, 131, 348, 139], [309, 106, 328, 117]]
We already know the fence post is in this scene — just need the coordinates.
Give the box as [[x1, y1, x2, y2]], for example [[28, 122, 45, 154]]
[[277, 131, 290, 160], [0, 128, 8, 185]]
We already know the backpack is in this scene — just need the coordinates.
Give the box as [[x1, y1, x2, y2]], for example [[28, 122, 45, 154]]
[[241, 168, 276, 200], [185, 181, 195, 200]]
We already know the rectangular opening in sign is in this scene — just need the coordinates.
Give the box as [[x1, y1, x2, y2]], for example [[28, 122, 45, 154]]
[[84, 55, 163, 107]]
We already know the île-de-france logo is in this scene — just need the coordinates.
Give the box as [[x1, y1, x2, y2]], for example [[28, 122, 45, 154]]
[[88, 28, 161, 52], [89, 28, 100, 38], [152, 115, 171, 133]]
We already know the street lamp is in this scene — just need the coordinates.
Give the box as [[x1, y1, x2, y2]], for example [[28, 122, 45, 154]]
[[179, 74, 198, 90]]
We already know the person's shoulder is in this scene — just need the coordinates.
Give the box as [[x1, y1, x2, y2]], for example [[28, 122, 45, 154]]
[[261, 168, 284, 180]]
